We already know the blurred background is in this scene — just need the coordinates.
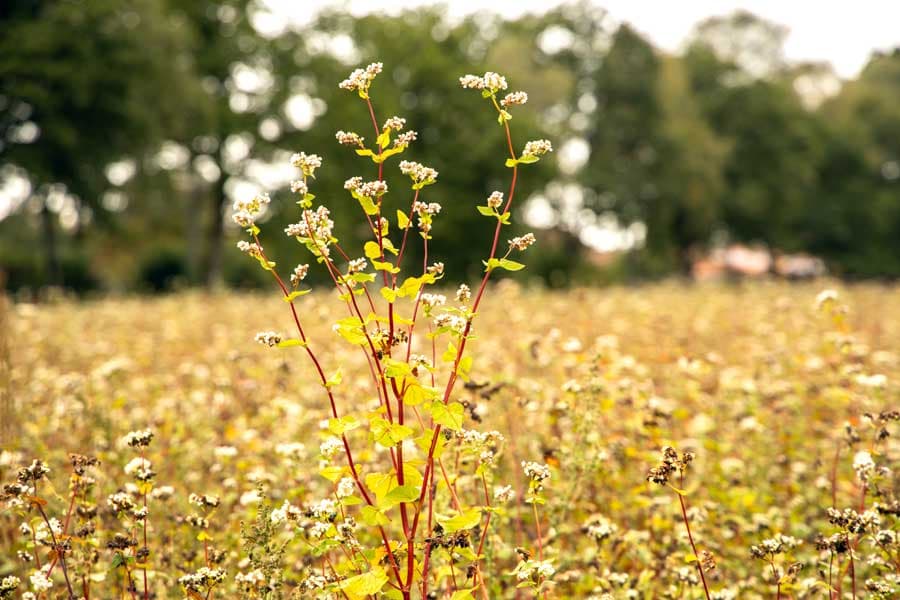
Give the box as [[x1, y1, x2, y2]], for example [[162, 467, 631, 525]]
[[1, 0, 898, 295]]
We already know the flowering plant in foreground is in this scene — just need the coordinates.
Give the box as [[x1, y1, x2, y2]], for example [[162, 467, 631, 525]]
[[233, 64, 550, 599]]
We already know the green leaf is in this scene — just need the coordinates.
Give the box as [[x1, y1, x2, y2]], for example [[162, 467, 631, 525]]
[[415, 429, 447, 459], [339, 568, 389, 599], [381, 286, 398, 303], [356, 193, 379, 215], [355, 148, 375, 158], [371, 418, 415, 447], [383, 358, 413, 379], [477, 205, 496, 217], [484, 258, 525, 272], [325, 368, 343, 388], [517, 154, 540, 164], [439, 507, 482, 533], [319, 466, 346, 482], [397, 209, 410, 230], [276, 339, 307, 348], [328, 415, 361, 435], [451, 589, 476, 600], [365, 472, 394, 499], [381, 484, 420, 508], [283, 289, 312, 302], [505, 158, 518, 168], [376, 129, 391, 149], [404, 383, 439, 406], [364, 241, 382, 259], [372, 259, 400, 273], [359, 505, 391, 526], [431, 401, 465, 431]]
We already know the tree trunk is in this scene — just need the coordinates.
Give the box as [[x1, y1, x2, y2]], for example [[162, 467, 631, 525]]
[[203, 167, 227, 289], [40, 197, 62, 287]]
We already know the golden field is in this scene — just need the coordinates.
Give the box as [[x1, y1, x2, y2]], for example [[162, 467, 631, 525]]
[[1, 281, 899, 599]]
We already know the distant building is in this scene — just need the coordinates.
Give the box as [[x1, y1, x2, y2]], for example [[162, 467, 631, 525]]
[[691, 244, 825, 281]]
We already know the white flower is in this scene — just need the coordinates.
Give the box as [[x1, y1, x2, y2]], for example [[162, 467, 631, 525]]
[[501, 91, 528, 107], [509, 233, 536, 251], [239, 489, 261, 506], [214, 446, 238, 458], [522, 139, 553, 157], [290, 152, 323, 177], [320, 437, 343, 459], [853, 451, 876, 482], [29, 571, 52, 593], [338, 62, 383, 97], [255, 331, 282, 347], [337, 477, 355, 498], [123, 457, 151, 476], [494, 485, 515, 503], [815, 289, 838, 310], [122, 429, 153, 448]]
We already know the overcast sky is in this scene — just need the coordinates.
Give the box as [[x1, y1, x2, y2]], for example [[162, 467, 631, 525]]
[[282, 0, 899, 78]]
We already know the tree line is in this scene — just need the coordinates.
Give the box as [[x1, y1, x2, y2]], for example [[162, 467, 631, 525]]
[[1, 1, 898, 293]]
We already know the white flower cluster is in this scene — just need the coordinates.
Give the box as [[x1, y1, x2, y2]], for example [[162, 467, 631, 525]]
[[235, 569, 266, 589], [427, 261, 444, 276], [394, 130, 417, 147], [335, 130, 365, 148], [399, 160, 439, 186], [509, 232, 536, 251], [413, 201, 441, 216], [853, 450, 876, 483], [307, 498, 338, 521], [522, 139, 553, 157], [0, 575, 20, 597], [188, 493, 221, 508], [410, 354, 432, 370], [270, 500, 302, 525], [347, 258, 367, 274], [29, 571, 52, 593], [291, 264, 309, 287], [434, 313, 466, 335], [123, 457, 154, 481], [255, 331, 282, 347], [320, 437, 343, 459], [420, 293, 446, 311], [487, 191, 504, 209], [34, 519, 62, 545], [336, 477, 355, 498], [275, 442, 306, 460], [359, 180, 389, 198], [122, 429, 154, 448], [291, 179, 308, 197], [459, 71, 508, 93], [383, 116, 406, 131], [232, 192, 270, 228], [494, 485, 515, 503], [236, 240, 262, 257], [339, 62, 383, 96], [501, 91, 528, 107], [178, 567, 226, 593], [584, 514, 618, 543], [515, 559, 555, 582], [285, 206, 334, 242], [522, 461, 551, 483], [413, 200, 442, 233], [456, 284, 471, 303], [290, 152, 323, 177]]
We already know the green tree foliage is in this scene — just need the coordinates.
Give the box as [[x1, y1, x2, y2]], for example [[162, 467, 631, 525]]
[[0, 0, 197, 286], [1, 5, 899, 290]]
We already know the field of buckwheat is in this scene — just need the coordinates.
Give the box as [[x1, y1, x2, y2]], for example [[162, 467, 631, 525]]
[[1, 281, 898, 599]]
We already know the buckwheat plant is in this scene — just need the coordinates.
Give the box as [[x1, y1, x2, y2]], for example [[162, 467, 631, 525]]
[[234, 65, 549, 598], [646, 446, 712, 600]]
